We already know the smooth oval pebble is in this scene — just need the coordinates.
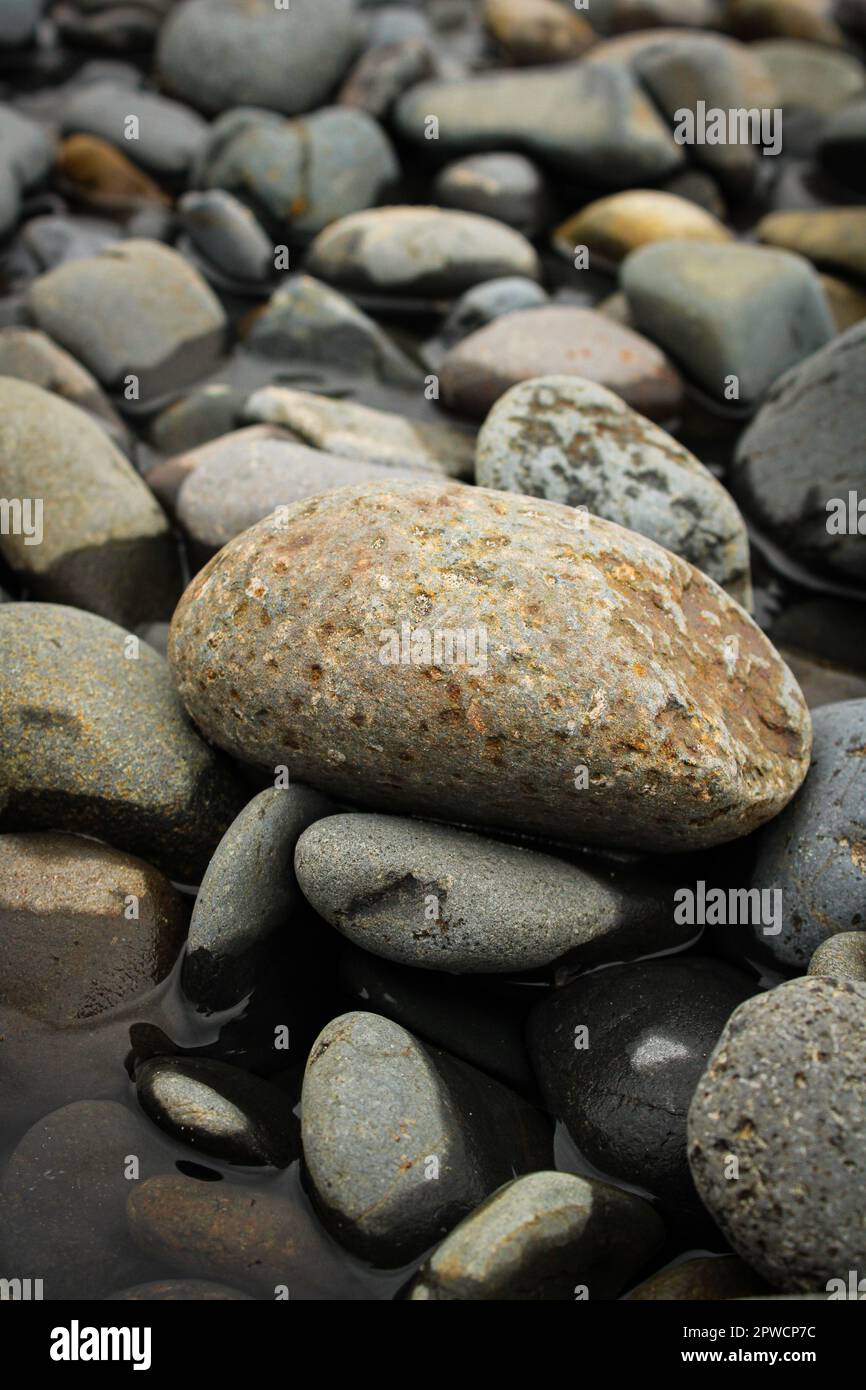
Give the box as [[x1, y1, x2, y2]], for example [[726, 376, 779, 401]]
[[553, 189, 731, 268], [168, 479, 811, 854]]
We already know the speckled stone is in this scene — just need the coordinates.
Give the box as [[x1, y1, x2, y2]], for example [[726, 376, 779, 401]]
[[61, 81, 208, 178], [168, 479, 811, 854], [757, 208, 866, 283], [295, 813, 688, 973], [475, 375, 751, 604], [183, 784, 335, 1012], [301, 1011, 553, 1262], [688, 976, 866, 1291], [554, 190, 730, 269], [432, 154, 550, 238], [178, 190, 273, 284], [624, 1255, 770, 1301], [106, 1280, 253, 1300], [408, 1171, 662, 1301], [0, 603, 245, 881], [809, 931, 866, 980], [0, 378, 179, 625]]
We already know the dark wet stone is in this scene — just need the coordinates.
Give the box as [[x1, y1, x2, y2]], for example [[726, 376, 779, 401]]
[[106, 1280, 253, 1300], [53, 0, 174, 51], [688, 976, 866, 1291], [433, 276, 548, 350], [433, 153, 551, 238], [149, 383, 246, 458], [178, 190, 273, 285], [624, 1255, 771, 1301], [769, 599, 866, 674], [0, 162, 17, 237], [61, 81, 208, 178], [808, 930, 866, 980], [819, 94, 866, 193]]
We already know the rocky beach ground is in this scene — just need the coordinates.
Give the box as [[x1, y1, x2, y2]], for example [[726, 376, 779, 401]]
[[1, 0, 866, 1309]]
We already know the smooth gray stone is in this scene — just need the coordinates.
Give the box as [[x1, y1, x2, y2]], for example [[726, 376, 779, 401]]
[[688, 976, 866, 1291], [182, 784, 336, 1012], [0, 102, 53, 189], [301, 1011, 553, 1262], [150, 383, 245, 456], [61, 81, 208, 178], [808, 931, 866, 981], [0, 0, 43, 45], [178, 190, 273, 283], [433, 152, 550, 237], [408, 1172, 664, 1300], [295, 813, 687, 973], [436, 276, 548, 348]]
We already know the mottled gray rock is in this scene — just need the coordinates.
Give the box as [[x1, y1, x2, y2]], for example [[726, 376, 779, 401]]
[[529, 957, 757, 1210], [688, 976, 866, 1291], [28, 240, 227, 400], [732, 321, 866, 582], [295, 813, 688, 973], [61, 82, 208, 178], [753, 39, 866, 114], [306, 205, 540, 298], [408, 1172, 663, 1300], [435, 277, 548, 350], [0, 378, 179, 625], [168, 479, 811, 854], [475, 375, 752, 605], [178, 190, 273, 284], [433, 153, 550, 238], [809, 931, 866, 981], [0, 603, 244, 881], [0, 327, 125, 435], [136, 1057, 297, 1167], [301, 1011, 553, 1262], [156, 0, 358, 117], [183, 784, 336, 1012], [621, 240, 834, 409]]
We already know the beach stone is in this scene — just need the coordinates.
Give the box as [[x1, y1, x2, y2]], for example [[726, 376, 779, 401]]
[[439, 306, 684, 421], [0, 832, 187, 1024], [150, 384, 245, 458], [28, 240, 227, 401], [432, 153, 550, 238], [435, 277, 548, 349], [301, 1011, 553, 1263], [146, 424, 288, 513], [0, 378, 179, 625], [168, 479, 811, 855], [61, 81, 208, 178], [338, 37, 435, 121], [305, 205, 539, 298], [194, 106, 398, 239], [727, 0, 844, 44], [820, 273, 866, 332], [757, 208, 866, 282], [136, 1057, 297, 1167], [178, 190, 273, 284], [621, 240, 834, 408], [18, 212, 120, 273], [0, 327, 125, 434], [0, 103, 53, 190], [553, 190, 730, 269], [56, 134, 171, 212], [809, 931, 866, 980], [408, 1171, 662, 1301], [753, 39, 866, 113], [819, 95, 866, 191], [731, 320, 866, 582], [625, 1255, 770, 1301], [0, 0, 43, 45], [475, 375, 751, 604], [744, 700, 866, 969], [182, 784, 336, 1013], [529, 957, 757, 1209], [107, 1280, 253, 1300], [296, 813, 688, 974], [394, 63, 684, 186], [244, 385, 474, 479], [156, 0, 358, 118], [0, 603, 245, 881], [482, 0, 595, 65], [688, 976, 866, 1291]]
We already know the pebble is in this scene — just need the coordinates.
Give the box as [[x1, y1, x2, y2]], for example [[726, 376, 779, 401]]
[[28, 239, 227, 401], [408, 1171, 663, 1301], [621, 240, 835, 409], [820, 272, 866, 332], [819, 95, 866, 191], [107, 1280, 253, 1301], [0, 327, 126, 436], [338, 37, 436, 119], [808, 931, 866, 980], [687, 976, 866, 1291], [0, 162, 18, 237], [182, 784, 336, 1013], [474, 375, 751, 604], [757, 207, 866, 282], [61, 81, 208, 179], [482, 0, 596, 65], [439, 305, 684, 421], [56, 134, 171, 212], [178, 190, 273, 285], [0, 377, 179, 625], [528, 957, 757, 1210], [432, 153, 550, 237], [0, 602, 245, 881], [624, 1255, 770, 1301], [0, 102, 53, 190], [301, 1011, 553, 1263], [167, 479, 811, 854], [433, 276, 548, 350], [553, 190, 731, 269], [150, 383, 246, 458], [296, 812, 688, 974], [727, 0, 844, 44], [146, 423, 288, 512], [752, 38, 866, 113]]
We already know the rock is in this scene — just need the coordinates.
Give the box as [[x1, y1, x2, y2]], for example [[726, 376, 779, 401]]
[[0, 378, 179, 625], [663, 168, 727, 219], [182, 784, 336, 1013], [305, 205, 539, 298], [727, 0, 844, 44], [0, 1101, 170, 1300], [107, 1280, 253, 1300], [432, 153, 550, 239], [731, 320, 866, 582], [61, 81, 208, 178], [745, 700, 866, 969], [296, 813, 688, 974], [819, 273, 866, 333], [150, 383, 245, 457], [475, 375, 751, 604], [621, 240, 834, 409], [752, 39, 866, 113], [28, 240, 227, 402], [156, 0, 358, 118], [434, 277, 548, 350], [757, 208, 866, 282], [0, 603, 244, 881], [168, 479, 811, 855], [338, 37, 436, 121], [244, 385, 475, 479], [809, 930, 866, 980], [56, 134, 171, 212], [439, 306, 684, 421], [178, 190, 273, 284], [408, 1171, 662, 1300], [0, 102, 53, 190], [147, 424, 289, 512], [394, 64, 684, 188], [819, 96, 866, 193], [301, 1011, 553, 1263], [18, 212, 120, 272], [194, 106, 398, 239], [0, 327, 125, 435], [0, 0, 42, 45], [482, 0, 596, 65], [53, 0, 173, 51], [135, 1057, 297, 1167], [0, 831, 187, 1023], [610, 0, 725, 25], [528, 957, 757, 1209], [688, 976, 866, 1291], [0, 162, 18, 238], [624, 1255, 770, 1300], [553, 190, 730, 269]]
